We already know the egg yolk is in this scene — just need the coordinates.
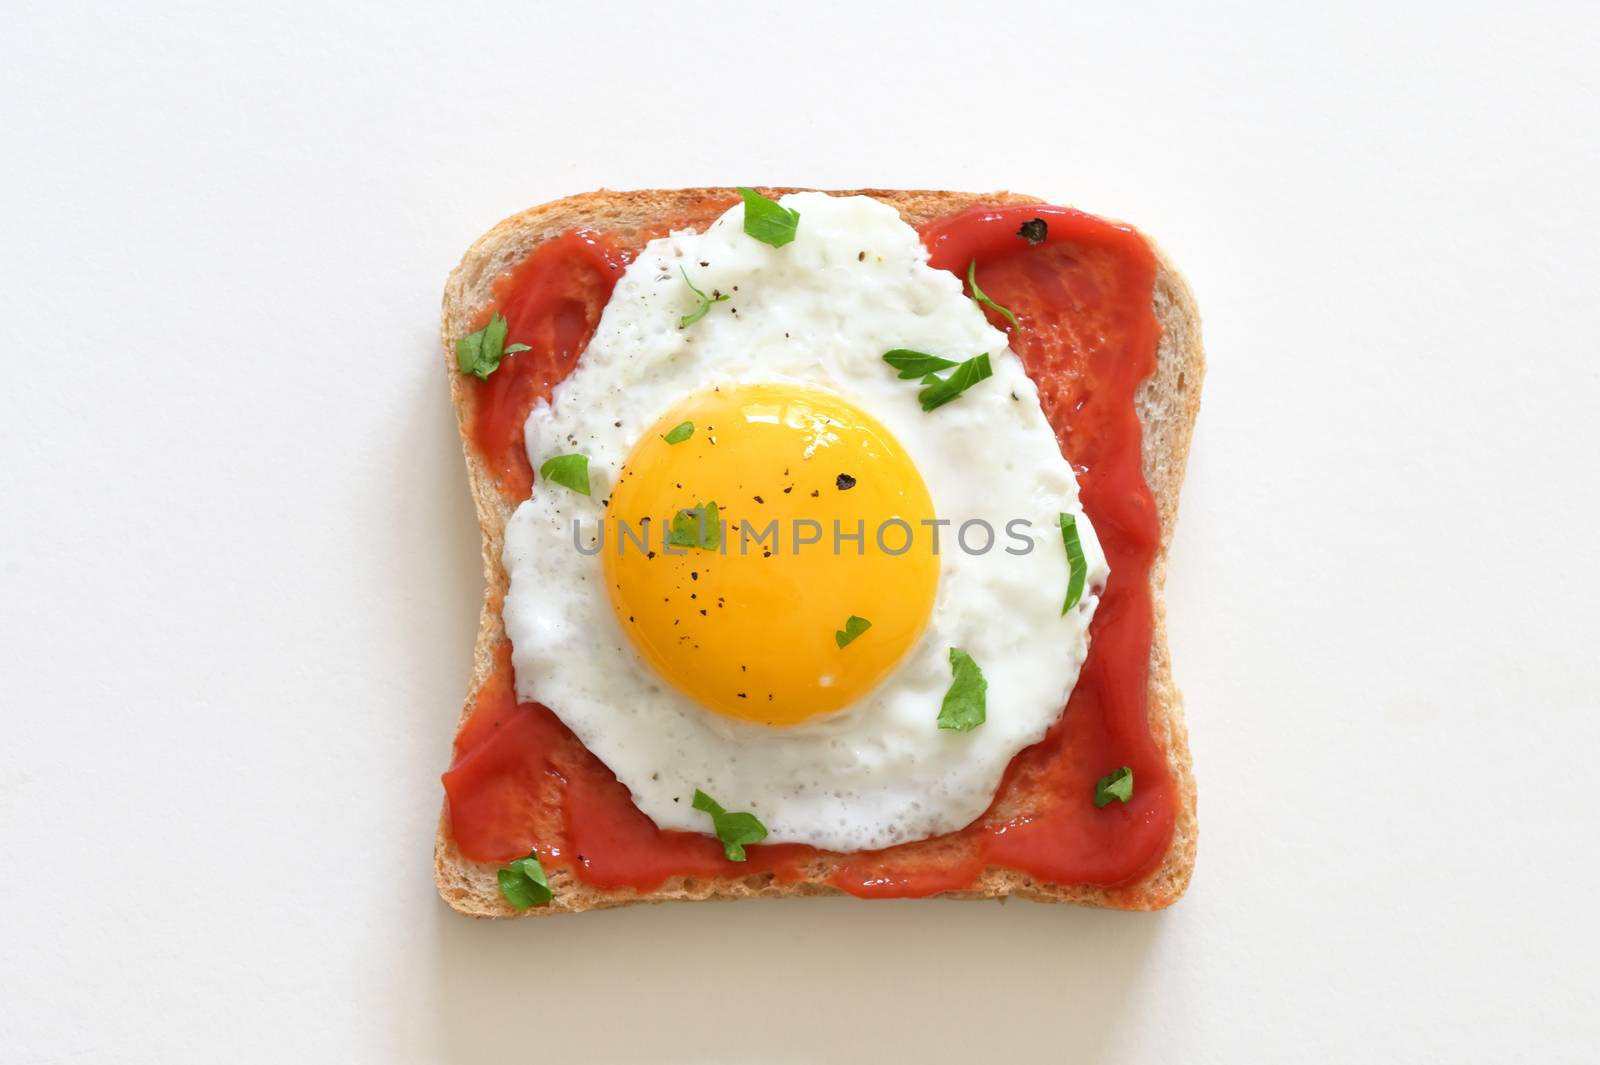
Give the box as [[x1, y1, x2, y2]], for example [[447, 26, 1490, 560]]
[[603, 384, 939, 726]]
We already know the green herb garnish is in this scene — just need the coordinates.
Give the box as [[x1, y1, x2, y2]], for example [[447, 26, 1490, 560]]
[[881, 350, 994, 411], [667, 501, 721, 550], [679, 267, 729, 328], [1093, 767, 1134, 808], [455, 312, 530, 381], [537, 453, 590, 496], [1059, 513, 1087, 613], [937, 648, 987, 731], [835, 615, 872, 648], [692, 789, 768, 861], [664, 421, 695, 445], [736, 187, 800, 247], [917, 353, 993, 411], [882, 349, 961, 379], [967, 260, 1018, 329], [496, 850, 553, 909]]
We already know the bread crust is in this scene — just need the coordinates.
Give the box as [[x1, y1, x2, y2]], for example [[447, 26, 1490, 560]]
[[435, 189, 1204, 916]]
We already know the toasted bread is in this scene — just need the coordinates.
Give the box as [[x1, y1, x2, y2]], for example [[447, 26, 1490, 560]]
[[435, 189, 1203, 916]]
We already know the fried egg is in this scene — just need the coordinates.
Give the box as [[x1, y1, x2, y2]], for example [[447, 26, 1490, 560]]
[[500, 192, 1108, 851]]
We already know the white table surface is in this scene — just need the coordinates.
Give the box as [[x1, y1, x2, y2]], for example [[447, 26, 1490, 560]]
[[4, 2, 1596, 1061]]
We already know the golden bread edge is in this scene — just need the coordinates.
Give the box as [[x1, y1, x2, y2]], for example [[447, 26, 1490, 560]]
[[434, 188, 1204, 917]]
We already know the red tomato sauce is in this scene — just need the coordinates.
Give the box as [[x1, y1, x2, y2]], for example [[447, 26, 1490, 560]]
[[463, 231, 630, 500], [442, 200, 1173, 897]]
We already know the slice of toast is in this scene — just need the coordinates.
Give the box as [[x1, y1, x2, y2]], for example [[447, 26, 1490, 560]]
[[435, 189, 1204, 916]]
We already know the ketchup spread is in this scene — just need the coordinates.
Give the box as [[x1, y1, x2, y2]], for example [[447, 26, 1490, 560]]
[[443, 200, 1173, 898], [463, 231, 629, 500]]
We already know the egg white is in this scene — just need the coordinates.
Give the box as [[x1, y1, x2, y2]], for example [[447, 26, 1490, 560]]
[[500, 192, 1109, 851]]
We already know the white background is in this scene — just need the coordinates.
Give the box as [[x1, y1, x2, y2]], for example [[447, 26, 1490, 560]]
[[3, 1, 1596, 1061]]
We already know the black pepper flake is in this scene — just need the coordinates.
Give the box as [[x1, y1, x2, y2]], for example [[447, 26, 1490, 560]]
[[699, 609, 707, 616], [810, 489, 820, 498], [614, 420, 622, 427], [783, 486, 793, 494], [690, 571, 699, 580], [1018, 217, 1048, 245], [857, 250, 865, 262], [753, 495, 764, 504], [647, 551, 657, 559], [737, 692, 747, 699], [836, 473, 856, 491]]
